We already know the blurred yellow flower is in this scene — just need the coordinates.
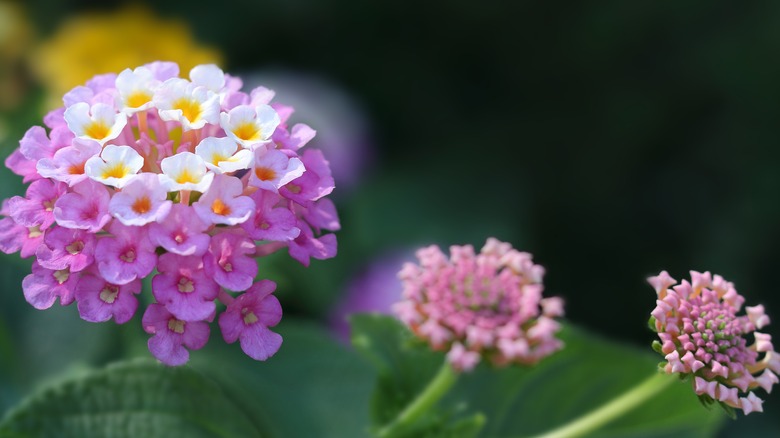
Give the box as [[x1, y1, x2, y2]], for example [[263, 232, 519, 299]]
[[32, 4, 222, 110], [0, 1, 33, 112]]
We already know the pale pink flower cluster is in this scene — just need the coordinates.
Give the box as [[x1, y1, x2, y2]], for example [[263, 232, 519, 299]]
[[649, 271, 779, 415], [0, 62, 339, 366], [394, 238, 564, 372]]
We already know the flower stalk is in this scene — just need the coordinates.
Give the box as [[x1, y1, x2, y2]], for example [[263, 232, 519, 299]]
[[375, 360, 458, 438], [528, 371, 674, 438]]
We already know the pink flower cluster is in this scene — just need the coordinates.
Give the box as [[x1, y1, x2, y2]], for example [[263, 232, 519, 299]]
[[394, 238, 564, 372], [649, 271, 779, 415], [0, 62, 339, 366]]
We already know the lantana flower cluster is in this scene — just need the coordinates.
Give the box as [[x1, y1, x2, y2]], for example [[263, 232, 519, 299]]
[[649, 271, 780, 415], [394, 238, 564, 372], [0, 61, 339, 366]]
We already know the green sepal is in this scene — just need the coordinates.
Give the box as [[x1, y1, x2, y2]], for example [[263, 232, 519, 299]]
[[718, 402, 737, 420]]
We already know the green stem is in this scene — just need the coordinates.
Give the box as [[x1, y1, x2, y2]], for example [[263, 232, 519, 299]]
[[376, 360, 458, 438], [528, 372, 675, 438]]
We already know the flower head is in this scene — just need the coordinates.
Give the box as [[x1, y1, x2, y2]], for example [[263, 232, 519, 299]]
[[649, 270, 779, 416], [1, 61, 339, 365], [394, 238, 564, 372]]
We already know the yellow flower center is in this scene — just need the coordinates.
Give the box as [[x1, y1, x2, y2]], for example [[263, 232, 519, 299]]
[[232, 122, 260, 141], [99, 286, 119, 304], [66, 240, 84, 255], [167, 318, 186, 334], [177, 277, 195, 293], [210, 152, 229, 166], [242, 309, 258, 325], [173, 97, 202, 122], [175, 169, 199, 184], [126, 91, 152, 108], [53, 269, 70, 284], [84, 120, 111, 140], [101, 163, 129, 180]]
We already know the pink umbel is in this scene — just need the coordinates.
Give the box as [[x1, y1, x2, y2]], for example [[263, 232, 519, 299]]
[[394, 238, 564, 372], [649, 270, 779, 415], [0, 61, 339, 366]]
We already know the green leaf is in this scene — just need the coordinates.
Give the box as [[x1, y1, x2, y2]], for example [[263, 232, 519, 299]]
[[350, 314, 726, 438], [190, 318, 375, 438], [0, 358, 264, 438]]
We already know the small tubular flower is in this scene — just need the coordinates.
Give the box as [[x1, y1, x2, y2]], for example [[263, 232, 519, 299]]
[[154, 77, 219, 131], [75, 268, 141, 324], [649, 270, 779, 416], [249, 146, 306, 193], [159, 152, 214, 193], [194, 136, 252, 174], [0, 61, 339, 366], [84, 145, 144, 188], [64, 102, 127, 146], [221, 104, 280, 148], [218, 279, 283, 361], [143, 303, 210, 366], [35, 139, 101, 187], [115, 66, 160, 114], [192, 174, 254, 225], [108, 173, 172, 226], [394, 238, 564, 372]]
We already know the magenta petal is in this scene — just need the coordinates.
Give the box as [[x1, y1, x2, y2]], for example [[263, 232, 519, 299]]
[[148, 204, 210, 256], [0, 217, 24, 254], [148, 332, 189, 366], [53, 179, 111, 232], [218, 310, 242, 343], [19, 126, 53, 161], [182, 320, 210, 350], [239, 325, 282, 361], [95, 224, 157, 285], [7, 179, 66, 228], [303, 198, 341, 232], [5, 148, 40, 183], [22, 271, 58, 310], [204, 232, 257, 291], [288, 222, 337, 266]]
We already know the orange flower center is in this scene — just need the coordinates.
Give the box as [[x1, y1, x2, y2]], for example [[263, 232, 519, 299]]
[[68, 162, 86, 175], [211, 198, 231, 216], [255, 166, 276, 181], [132, 196, 152, 214]]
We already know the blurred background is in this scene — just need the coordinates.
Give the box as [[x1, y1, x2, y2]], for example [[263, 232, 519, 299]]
[[1, 0, 779, 434]]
